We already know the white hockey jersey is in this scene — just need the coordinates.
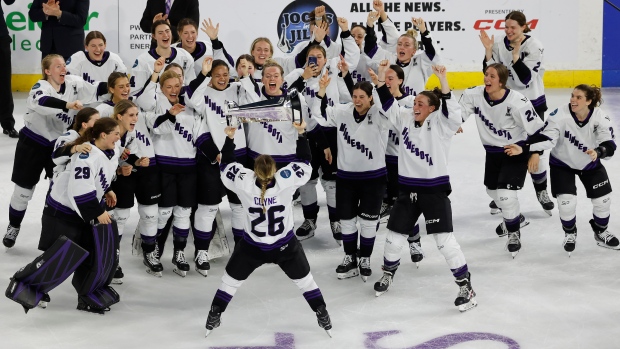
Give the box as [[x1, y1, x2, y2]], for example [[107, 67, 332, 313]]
[[351, 19, 401, 83], [52, 129, 80, 174], [531, 104, 616, 170], [191, 77, 259, 160], [381, 89, 462, 192], [310, 96, 389, 179], [66, 51, 127, 84], [221, 159, 311, 250], [460, 86, 545, 151], [176, 40, 213, 78], [386, 94, 414, 162], [24, 76, 103, 146], [365, 32, 440, 96], [485, 34, 546, 111], [130, 47, 196, 95], [46, 144, 119, 223]]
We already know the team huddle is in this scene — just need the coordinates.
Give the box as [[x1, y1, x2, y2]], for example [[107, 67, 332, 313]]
[[3, 0, 617, 338]]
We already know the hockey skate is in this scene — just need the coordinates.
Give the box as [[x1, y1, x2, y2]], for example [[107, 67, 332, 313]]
[[409, 239, 424, 268], [315, 305, 332, 337], [379, 203, 392, 224], [37, 293, 51, 309], [111, 266, 124, 285], [296, 219, 316, 241], [590, 219, 620, 250], [496, 214, 529, 237], [3, 224, 20, 250], [204, 305, 222, 337], [336, 254, 359, 279], [536, 190, 554, 216], [77, 296, 108, 315], [563, 231, 577, 257], [455, 273, 477, 312], [143, 250, 163, 277], [195, 250, 210, 277], [374, 270, 394, 297], [358, 257, 371, 282], [505, 231, 521, 258], [172, 250, 190, 277], [489, 200, 502, 215], [330, 221, 342, 246]]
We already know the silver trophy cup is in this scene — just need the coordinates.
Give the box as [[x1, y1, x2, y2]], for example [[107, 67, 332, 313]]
[[224, 88, 302, 127]]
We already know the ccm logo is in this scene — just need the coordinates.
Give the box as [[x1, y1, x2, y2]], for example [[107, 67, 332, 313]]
[[593, 180, 609, 189], [473, 19, 539, 30], [426, 219, 440, 224]]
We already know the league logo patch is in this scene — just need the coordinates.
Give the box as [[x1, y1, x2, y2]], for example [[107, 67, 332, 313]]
[[133, 59, 139, 68], [32, 83, 41, 90], [66, 57, 72, 65], [79, 153, 90, 159], [550, 108, 558, 116], [280, 169, 292, 178]]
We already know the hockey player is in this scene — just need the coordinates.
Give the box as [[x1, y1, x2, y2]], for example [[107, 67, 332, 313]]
[[459, 63, 546, 258], [131, 20, 195, 95], [504, 85, 618, 254], [367, 64, 423, 266], [145, 70, 201, 277], [479, 11, 553, 215], [204, 122, 332, 338], [364, 17, 440, 97], [4, 54, 107, 250], [176, 18, 213, 79], [372, 62, 476, 312], [310, 75, 389, 282], [66, 31, 127, 105], [189, 57, 258, 274], [38, 118, 121, 313], [51, 108, 101, 175]]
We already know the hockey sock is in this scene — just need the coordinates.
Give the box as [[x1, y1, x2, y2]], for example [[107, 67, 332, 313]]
[[299, 179, 318, 217], [532, 177, 548, 192], [496, 189, 521, 232], [138, 204, 158, 244], [111, 208, 130, 237], [383, 230, 407, 272], [359, 218, 378, 258], [408, 224, 421, 240], [433, 232, 468, 279], [592, 194, 611, 229], [293, 273, 326, 312], [557, 194, 577, 230], [172, 206, 191, 250], [212, 272, 244, 312], [340, 218, 358, 256], [301, 202, 319, 220], [194, 204, 218, 250], [9, 185, 35, 227], [321, 179, 337, 220], [230, 203, 245, 242]]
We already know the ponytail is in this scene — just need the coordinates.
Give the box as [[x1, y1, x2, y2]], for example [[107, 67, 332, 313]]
[[254, 155, 277, 213], [574, 84, 603, 109]]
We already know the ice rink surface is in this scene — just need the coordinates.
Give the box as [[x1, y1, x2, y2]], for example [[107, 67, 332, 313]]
[[0, 89, 619, 349]]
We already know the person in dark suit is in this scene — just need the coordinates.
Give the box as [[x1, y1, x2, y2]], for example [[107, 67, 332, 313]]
[[0, 0, 17, 138], [140, 0, 199, 44], [28, 0, 90, 60]]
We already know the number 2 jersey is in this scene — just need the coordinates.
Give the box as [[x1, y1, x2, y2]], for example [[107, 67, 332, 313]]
[[221, 159, 311, 250], [530, 104, 616, 170]]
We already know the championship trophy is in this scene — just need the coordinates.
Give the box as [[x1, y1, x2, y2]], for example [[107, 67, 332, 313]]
[[224, 88, 303, 127]]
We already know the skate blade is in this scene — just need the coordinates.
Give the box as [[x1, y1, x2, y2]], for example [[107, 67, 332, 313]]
[[324, 329, 332, 338], [146, 269, 163, 278], [458, 299, 478, 312], [415, 262, 420, 269], [5, 246, 11, 252], [173, 268, 187, 277], [511, 250, 520, 258], [596, 242, 620, 250], [296, 232, 315, 241], [568, 252, 571, 258], [111, 278, 123, 285], [544, 209, 553, 216], [195, 267, 208, 277], [375, 290, 388, 297], [490, 208, 502, 215], [37, 301, 48, 309], [205, 329, 212, 338], [361, 275, 368, 282], [337, 269, 359, 280], [334, 240, 342, 246], [521, 220, 530, 229]]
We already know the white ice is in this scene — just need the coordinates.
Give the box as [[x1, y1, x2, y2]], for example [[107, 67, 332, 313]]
[[0, 89, 619, 349]]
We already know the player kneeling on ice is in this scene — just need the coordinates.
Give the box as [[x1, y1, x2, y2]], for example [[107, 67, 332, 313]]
[[504, 85, 618, 255], [373, 62, 476, 312], [6, 119, 123, 314], [204, 122, 332, 338]]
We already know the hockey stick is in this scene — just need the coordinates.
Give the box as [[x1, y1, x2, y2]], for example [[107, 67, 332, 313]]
[[605, 0, 620, 12]]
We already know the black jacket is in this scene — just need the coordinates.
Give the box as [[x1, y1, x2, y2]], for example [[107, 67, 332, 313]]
[[140, 0, 199, 43], [28, 0, 89, 59]]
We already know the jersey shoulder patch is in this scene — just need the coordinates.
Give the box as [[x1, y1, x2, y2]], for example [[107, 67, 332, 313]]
[[79, 153, 90, 159], [32, 83, 41, 90], [550, 108, 558, 116], [280, 169, 292, 179], [133, 59, 139, 68], [66, 57, 72, 65]]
